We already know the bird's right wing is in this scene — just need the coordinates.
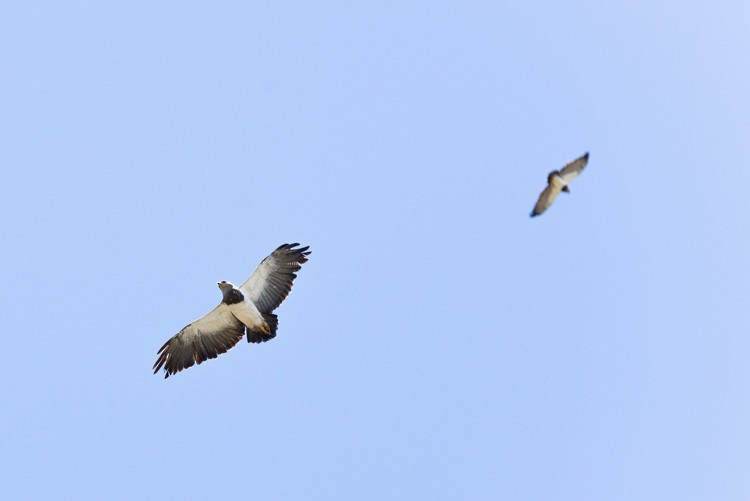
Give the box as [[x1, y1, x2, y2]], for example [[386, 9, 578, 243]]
[[239, 243, 311, 314], [531, 183, 562, 217], [153, 304, 246, 378], [559, 152, 589, 184]]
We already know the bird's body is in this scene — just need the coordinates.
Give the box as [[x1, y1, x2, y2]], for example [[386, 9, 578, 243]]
[[227, 297, 267, 332], [531, 152, 589, 217], [548, 172, 566, 190], [153, 243, 310, 378], [218, 281, 268, 333]]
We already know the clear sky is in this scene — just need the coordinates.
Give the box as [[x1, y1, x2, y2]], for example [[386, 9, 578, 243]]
[[2, 1, 749, 499]]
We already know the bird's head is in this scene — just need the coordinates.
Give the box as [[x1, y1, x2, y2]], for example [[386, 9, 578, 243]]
[[218, 281, 244, 305]]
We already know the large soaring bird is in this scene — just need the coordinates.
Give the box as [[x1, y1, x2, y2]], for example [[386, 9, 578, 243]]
[[153, 243, 310, 378], [531, 152, 589, 217]]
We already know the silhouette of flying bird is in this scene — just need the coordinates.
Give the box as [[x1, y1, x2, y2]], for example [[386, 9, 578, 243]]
[[153, 243, 310, 378], [531, 152, 589, 217]]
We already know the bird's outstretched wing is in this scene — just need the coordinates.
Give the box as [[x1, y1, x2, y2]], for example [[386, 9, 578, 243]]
[[531, 184, 563, 217], [239, 243, 311, 314], [153, 304, 246, 378], [559, 152, 589, 184]]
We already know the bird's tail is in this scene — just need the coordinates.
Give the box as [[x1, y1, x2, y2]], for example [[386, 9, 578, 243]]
[[246, 313, 278, 343]]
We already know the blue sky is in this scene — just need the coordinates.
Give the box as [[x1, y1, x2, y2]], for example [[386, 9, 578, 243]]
[[2, 1, 750, 499]]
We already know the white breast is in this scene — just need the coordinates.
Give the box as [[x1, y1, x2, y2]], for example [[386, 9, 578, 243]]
[[228, 300, 264, 329], [550, 174, 567, 188]]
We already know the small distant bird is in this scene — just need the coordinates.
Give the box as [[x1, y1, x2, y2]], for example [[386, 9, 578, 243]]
[[153, 243, 310, 378], [531, 152, 589, 217]]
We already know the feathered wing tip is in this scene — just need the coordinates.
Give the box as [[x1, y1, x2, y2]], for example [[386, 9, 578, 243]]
[[275, 242, 311, 262], [152, 341, 173, 376]]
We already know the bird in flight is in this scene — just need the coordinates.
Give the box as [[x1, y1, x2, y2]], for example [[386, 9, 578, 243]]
[[153, 243, 311, 378], [531, 152, 589, 217]]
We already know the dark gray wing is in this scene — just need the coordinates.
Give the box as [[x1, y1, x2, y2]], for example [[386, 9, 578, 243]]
[[153, 304, 246, 378], [559, 152, 589, 184], [239, 243, 311, 314], [531, 183, 563, 217]]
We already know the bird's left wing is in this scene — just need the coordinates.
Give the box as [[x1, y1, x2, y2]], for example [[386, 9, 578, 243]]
[[559, 152, 589, 184], [239, 243, 311, 314], [153, 304, 246, 378], [531, 183, 562, 217]]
